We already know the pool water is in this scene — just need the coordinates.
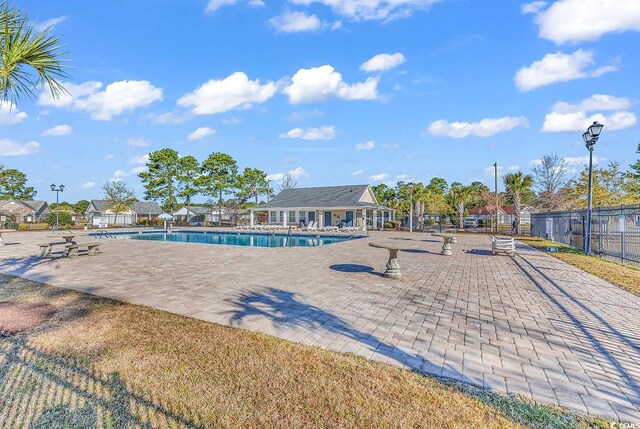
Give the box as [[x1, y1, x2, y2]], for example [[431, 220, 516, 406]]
[[105, 230, 356, 247]]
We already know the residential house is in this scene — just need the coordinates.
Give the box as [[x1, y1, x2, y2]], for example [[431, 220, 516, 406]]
[[86, 200, 162, 227], [0, 199, 49, 223]]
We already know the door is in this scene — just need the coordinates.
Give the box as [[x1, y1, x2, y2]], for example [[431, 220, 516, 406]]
[[308, 211, 316, 224], [324, 211, 332, 227], [345, 210, 354, 227]]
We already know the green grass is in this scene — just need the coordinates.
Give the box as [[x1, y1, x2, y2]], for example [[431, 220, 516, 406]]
[[0, 274, 613, 428]]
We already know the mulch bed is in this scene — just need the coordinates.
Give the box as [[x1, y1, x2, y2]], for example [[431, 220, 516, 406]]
[[0, 301, 57, 336]]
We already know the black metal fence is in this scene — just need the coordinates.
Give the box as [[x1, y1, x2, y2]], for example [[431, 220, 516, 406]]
[[531, 205, 640, 267]]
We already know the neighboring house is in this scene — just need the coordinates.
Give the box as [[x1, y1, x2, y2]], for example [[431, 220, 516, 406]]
[[85, 200, 162, 227], [249, 184, 394, 230], [502, 205, 532, 225], [0, 199, 49, 223], [174, 206, 228, 223]]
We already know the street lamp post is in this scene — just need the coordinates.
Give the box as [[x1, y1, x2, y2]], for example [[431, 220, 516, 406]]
[[581, 121, 604, 256], [50, 183, 65, 231], [409, 184, 413, 233]]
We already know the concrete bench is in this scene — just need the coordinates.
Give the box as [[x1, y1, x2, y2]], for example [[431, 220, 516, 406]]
[[37, 242, 66, 257], [62, 242, 102, 258], [491, 236, 516, 256]]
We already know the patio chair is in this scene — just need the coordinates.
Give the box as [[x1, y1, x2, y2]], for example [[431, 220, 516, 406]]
[[302, 221, 315, 231]]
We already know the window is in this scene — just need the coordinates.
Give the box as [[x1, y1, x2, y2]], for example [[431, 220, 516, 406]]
[[270, 211, 277, 223], [289, 211, 296, 223], [299, 211, 306, 223]]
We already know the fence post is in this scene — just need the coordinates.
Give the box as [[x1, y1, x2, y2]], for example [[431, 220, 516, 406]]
[[621, 205, 625, 264]]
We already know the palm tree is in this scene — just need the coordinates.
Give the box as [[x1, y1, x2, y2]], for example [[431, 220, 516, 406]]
[[0, 1, 68, 104], [503, 172, 534, 234], [447, 183, 471, 229]]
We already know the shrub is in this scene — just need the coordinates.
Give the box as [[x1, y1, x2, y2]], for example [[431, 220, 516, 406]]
[[384, 221, 397, 229], [44, 211, 73, 227]]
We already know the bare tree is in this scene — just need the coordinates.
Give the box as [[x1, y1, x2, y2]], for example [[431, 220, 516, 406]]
[[532, 154, 569, 211], [279, 173, 297, 191]]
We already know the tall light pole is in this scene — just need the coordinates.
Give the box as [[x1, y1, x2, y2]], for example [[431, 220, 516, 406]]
[[582, 121, 604, 255], [494, 162, 498, 233], [409, 184, 413, 233], [50, 183, 65, 231], [267, 179, 272, 202]]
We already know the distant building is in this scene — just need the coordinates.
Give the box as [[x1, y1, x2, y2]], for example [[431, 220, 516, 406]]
[[249, 184, 393, 230], [0, 199, 50, 223], [85, 200, 162, 227], [174, 206, 229, 224], [466, 205, 531, 225]]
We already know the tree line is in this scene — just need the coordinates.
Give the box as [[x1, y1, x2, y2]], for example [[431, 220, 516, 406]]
[[372, 151, 640, 234]]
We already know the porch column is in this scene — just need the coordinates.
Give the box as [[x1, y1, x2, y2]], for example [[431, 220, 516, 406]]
[[381, 211, 385, 230], [319, 210, 324, 228], [374, 210, 378, 230], [283, 211, 287, 227], [362, 210, 367, 231], [250, 211, 254, 227]]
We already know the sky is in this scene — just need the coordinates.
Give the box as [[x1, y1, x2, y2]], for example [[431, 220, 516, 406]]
[[3, 0, 640, 203]]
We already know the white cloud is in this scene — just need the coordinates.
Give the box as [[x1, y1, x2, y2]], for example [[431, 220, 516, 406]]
[[127, 137, 150, 147], [81, 181, 95, 189], [187, 127, 216, 141], [563, 155, 604, 165], [267, 166, 309, 181], [528, 0, 640, 44], [283, 65, 378, 104], [42, 124, 72, 136], [355, 140, 375, 150], [178, 72, 276, 115], [111, 166, 147, 181], [284, 109, 324, 121], [521, 1, 546, 14], [34, 16, 66, 32], [360, 53, 406, 72], [147, 111, 191, 124], [369, 173, 389, 181], [352, 169, 364, 177], [0, 139, 39, 156], [270, 11, 321, 33], [514, 50, 618, 92], [289, 0, 440, 21], [427, 116, 528, 138], [128, 154, 150, 165], [550, 94, 631, 114], [0, 101, 28, 125], [206, 0, 240, 12], [542, 111, 637, 132], [280, 126, 336, 140], [38, 80, 163, 120], [104, 154, 116, 160], [542, 94, 637, 132]]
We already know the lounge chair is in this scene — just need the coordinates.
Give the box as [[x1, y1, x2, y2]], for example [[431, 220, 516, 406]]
[[491, 236, 516, 256], [302, 221, 315, 231]]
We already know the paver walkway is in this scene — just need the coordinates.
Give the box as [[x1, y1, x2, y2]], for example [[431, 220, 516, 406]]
[[0, 229, 638, 422]]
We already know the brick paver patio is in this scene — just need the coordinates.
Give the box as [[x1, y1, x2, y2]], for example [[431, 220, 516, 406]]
[[0, 229, 638, 422]]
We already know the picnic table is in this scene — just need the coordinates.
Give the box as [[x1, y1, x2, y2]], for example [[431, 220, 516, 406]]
[[431, 233, 458, 256], [369, 239, 421, 280], [46, 233, 84, 244]]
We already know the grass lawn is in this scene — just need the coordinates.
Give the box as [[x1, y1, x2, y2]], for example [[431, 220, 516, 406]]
[[0, 274, 610, 428], [519, 237, 640, 298]]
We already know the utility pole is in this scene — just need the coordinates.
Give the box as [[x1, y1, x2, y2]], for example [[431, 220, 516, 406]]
[[494, 162, 498, 233]]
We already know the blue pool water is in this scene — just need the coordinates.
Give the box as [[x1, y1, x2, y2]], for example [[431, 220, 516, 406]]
[[98, 230, 357, 247]]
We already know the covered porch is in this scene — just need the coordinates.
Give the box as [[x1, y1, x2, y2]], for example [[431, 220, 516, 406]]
[[248, 206, 394, 230]]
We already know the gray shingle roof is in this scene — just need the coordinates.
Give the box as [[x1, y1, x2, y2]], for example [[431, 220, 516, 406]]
[[89, 200, 162, 215], [256, 185, 389, 210], [0, 199, 49, 214]]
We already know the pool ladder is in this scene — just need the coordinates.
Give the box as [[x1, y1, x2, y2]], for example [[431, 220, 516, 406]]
[[95, 229, 115, 239], [284, 226, 293, 247]]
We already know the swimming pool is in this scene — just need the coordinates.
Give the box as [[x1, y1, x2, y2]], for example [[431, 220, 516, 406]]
[[97, 230, 358, 248]]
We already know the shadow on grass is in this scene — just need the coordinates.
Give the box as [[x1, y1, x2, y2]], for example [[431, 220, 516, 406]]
[[0, 336, 203, 429]]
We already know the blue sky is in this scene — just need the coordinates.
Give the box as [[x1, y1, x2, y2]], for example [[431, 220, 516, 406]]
[[3, 0, 639, 202]]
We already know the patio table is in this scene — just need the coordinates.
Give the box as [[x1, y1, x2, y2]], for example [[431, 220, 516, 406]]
[[368, 239, 421, 280], [431, 233, 457, 256], [46, 234, 84, 244]]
